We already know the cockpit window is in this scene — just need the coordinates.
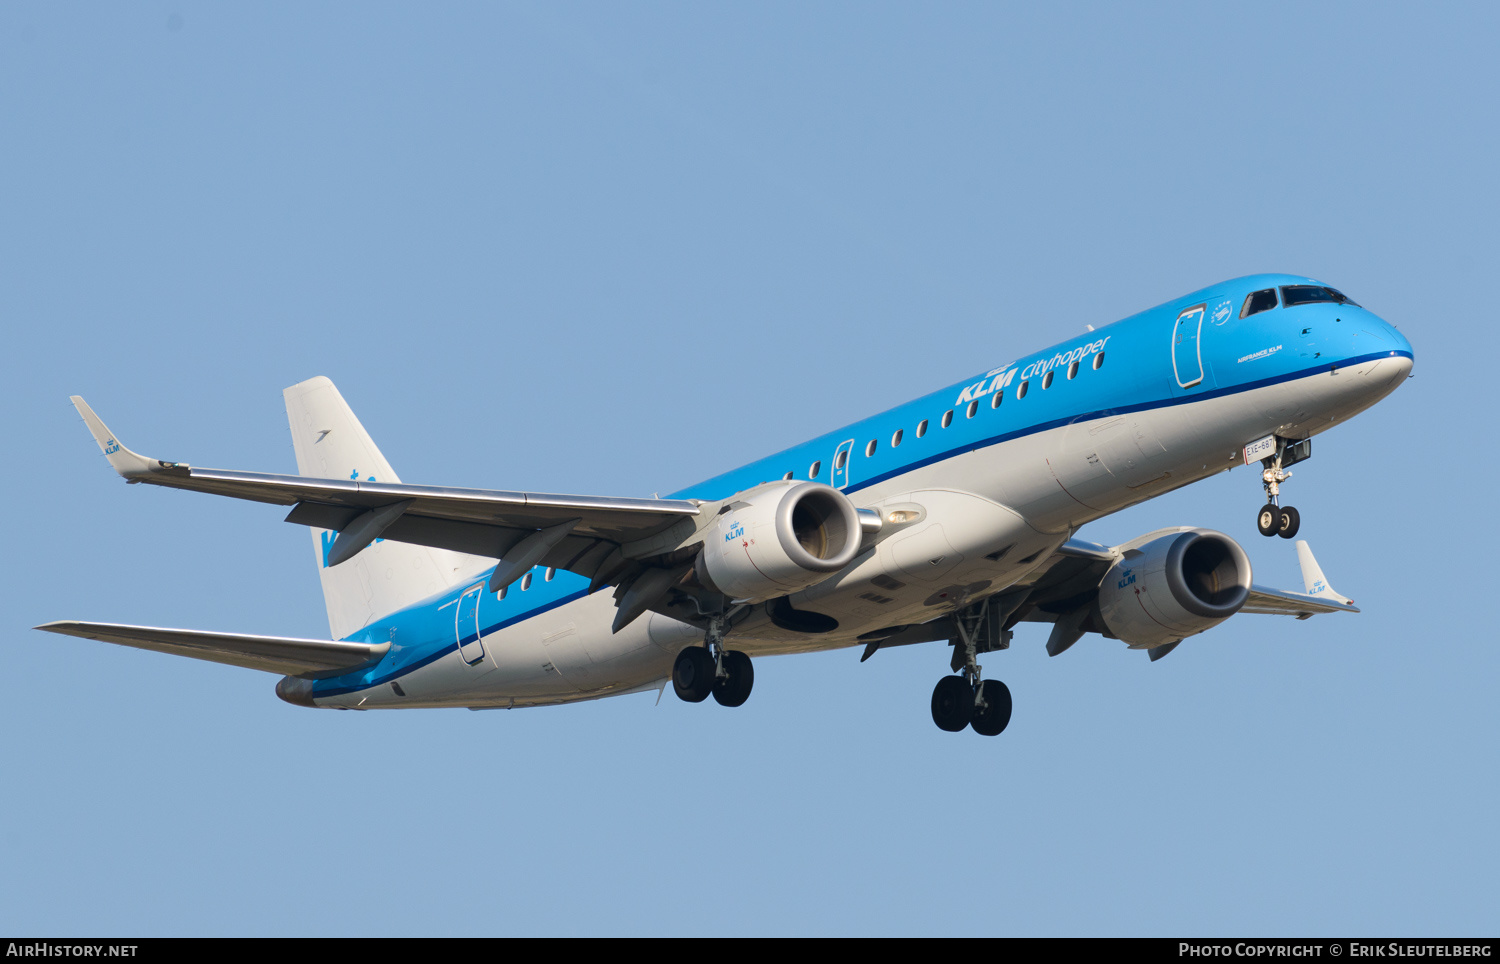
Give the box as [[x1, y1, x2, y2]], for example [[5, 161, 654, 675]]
[[1280, 285, 1359, 308], [1239, 288, 1279, 318]]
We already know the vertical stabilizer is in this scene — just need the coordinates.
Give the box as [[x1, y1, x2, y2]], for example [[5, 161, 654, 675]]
[[284, 377, 488, 639]]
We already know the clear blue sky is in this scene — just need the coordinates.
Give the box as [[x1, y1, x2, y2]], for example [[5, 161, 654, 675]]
[[3, 2, 1495, 936]]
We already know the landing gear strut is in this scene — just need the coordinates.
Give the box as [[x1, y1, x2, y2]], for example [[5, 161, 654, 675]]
[[930, 595, 1014, 737], [673, 613, 755, 707], [1255, 437, 1307, 540]]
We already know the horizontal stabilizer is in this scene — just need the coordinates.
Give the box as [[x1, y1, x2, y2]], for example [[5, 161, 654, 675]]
[[35, 621, 389, 679]]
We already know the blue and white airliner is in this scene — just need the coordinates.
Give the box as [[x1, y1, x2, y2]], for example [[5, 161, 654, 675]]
[[41, 274, 1413, 735]]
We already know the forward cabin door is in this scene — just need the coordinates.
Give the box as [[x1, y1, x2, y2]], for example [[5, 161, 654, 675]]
[[1172, 304, 1206, 389], [831, 438, 855, 489]]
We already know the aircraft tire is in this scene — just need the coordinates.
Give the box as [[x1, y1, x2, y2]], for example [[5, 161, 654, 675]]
[[672, 646, 716, 703], [1277, 505, 1301, 539], [712, 650, 754, 707], [1257, 504, 1281, 537], [931, 675, 974, 732], [970, 679, 1012, 737]]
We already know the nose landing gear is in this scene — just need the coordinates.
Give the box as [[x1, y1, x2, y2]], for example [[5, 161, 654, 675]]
[[1252, 437, 1311, 539], [1257, 503, 1300, 539]]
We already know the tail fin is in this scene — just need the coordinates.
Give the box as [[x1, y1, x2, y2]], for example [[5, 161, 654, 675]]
[[284, 376, 488, 639]]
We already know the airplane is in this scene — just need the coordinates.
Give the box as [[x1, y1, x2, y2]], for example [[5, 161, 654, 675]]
[[37, 273, 1413, 735]]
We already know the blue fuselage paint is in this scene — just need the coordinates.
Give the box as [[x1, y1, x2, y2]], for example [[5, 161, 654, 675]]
[[310, 274, 1413, 699]]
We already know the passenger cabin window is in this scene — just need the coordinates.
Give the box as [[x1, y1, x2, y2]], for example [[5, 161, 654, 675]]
[[1067, 360, 1079, 379], [891, 429, 903, 447], [809, 460, 821, 479], [966, 400, 978, 418], [1240, 288, 1279, 318], [835, 450, 848, 470], [941, 410, 953, 428], [1042, 370, 1054, 390], [1017, 379, 1029, 399], [545, 567, 555, 582], [1280, 285, 1359, 307], [1092, 352, 1105, 370], [991, 390, 1003, 409], [783, 471, 793, 481], [865, 439, 877, 457], [521, 572, 533, 591], [916, 419, 929, 438]]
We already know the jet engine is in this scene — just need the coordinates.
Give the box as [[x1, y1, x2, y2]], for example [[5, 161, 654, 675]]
[[696, 481, 862, 603], [1095, 529, 1252, 648]]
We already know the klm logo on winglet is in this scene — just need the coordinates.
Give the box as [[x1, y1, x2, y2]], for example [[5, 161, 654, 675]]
[[104, 438, 120, 455]]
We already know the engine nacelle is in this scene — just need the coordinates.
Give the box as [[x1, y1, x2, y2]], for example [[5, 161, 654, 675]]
[[1095, 529, 1252, 649], [696, 482, 862, 603]]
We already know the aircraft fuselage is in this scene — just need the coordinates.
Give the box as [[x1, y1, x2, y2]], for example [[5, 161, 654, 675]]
[[292, 273, 1413, 710]]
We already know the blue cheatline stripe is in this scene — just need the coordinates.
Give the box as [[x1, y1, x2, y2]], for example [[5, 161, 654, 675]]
[[844, 350, 1409, 495], [314, 588, 590, 698], [318, 348, 1410, 700]]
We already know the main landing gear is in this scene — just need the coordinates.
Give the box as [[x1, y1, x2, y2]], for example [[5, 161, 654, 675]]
[[672, 614, 754, 708], [1254, 437, 1311, 540], [931, 596, 1014, 737]]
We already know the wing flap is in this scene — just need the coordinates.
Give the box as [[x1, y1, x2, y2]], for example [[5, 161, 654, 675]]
[[35, 621, 390, 679]]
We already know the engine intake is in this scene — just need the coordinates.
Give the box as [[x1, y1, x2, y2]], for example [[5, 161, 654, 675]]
[[1095, 529, 1252, 649], [696, 482, 861, 603]]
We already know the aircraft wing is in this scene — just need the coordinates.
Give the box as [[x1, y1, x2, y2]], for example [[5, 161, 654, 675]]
[[1240, 585, 1357, 617], [1242, 540, 1358, 615], [70, 396, 701, 588], [1013, 536, 1357, 620], [35, 621, 389, 678], [852, 535, 1361, 663]]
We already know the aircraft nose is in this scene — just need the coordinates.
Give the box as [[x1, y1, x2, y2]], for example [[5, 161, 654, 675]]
[[1386, 323, 1414, 362], [1369, 317, 1413, 379]]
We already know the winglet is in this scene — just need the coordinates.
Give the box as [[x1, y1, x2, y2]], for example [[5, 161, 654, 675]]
[[1296, 541, 1354, 606], [69, 396, 185, 480]]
